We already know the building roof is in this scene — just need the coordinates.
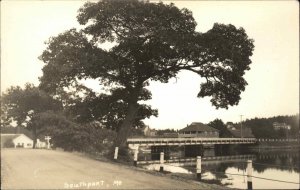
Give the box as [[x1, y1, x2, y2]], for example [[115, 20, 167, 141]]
[[179, 122, 219, 132], [1, 126, 34, 139], [1, 134, 20, 142]]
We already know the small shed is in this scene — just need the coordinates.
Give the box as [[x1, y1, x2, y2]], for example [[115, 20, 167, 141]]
[[36, 138, 47, 148]]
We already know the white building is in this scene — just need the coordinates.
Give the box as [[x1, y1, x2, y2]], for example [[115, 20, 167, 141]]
[[36, 138, 47, 148], [273, 122, 291, 130], [143, 126, 157, 137], [1, 134, 33, 148]]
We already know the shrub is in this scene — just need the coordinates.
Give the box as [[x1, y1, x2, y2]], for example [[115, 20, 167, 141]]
[[4, 139, 15, 148]]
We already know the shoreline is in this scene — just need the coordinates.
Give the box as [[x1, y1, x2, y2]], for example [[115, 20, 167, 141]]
[[78, 150, 232, 189]]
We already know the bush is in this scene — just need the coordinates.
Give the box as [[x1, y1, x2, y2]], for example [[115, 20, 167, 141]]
[[4, 139, 15, 148], [50, 122, 117, 154], [29, 111, 117, 154]]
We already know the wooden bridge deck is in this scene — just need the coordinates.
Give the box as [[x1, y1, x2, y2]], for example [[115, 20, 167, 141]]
[[127, 137, 257, 146]]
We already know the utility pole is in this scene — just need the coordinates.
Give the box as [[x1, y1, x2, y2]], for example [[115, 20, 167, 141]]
[[45, 136, 51, 149], [240, 115, 243, 138]]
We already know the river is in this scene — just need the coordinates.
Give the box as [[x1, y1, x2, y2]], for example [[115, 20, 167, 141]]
[[141, 147, 299, 189]]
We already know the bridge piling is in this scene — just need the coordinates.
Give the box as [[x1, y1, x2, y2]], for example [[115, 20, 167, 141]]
[[133, 149, 138, 166], [247, 160, 253, 190], [196, 156, 201, 181], [160, 152, 164, 172]]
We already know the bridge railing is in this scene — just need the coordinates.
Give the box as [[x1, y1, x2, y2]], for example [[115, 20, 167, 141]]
[[257, 138, 299, 142], [127, 137, 257, 145]]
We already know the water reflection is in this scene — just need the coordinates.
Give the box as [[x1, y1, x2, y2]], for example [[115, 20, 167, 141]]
[[200, 149, 299, 189], [142, 148, 299, 189]]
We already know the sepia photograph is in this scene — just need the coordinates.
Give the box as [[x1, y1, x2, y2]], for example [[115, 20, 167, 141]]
[[1, 0, 299, 189]]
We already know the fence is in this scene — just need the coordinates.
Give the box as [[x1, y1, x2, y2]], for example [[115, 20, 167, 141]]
[[257, 138, 299, 142]]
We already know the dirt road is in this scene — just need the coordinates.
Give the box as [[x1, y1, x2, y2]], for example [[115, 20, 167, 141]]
[[1, 149, 223, 189]]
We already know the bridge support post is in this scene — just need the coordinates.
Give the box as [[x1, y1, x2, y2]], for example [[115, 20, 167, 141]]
[[114, 147, 119, 160], [133, 149, 138, 167], [196, 156, 201, 180], [247, 160, 253, 190], [160, 152, 164, 172]]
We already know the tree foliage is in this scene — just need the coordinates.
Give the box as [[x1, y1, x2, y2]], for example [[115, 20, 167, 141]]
[[243, 114, 299, 138], [0, 101, 11, 127], [39, 0, 254, 146], [156, 128, 177, 136], [30, 111, 116, 152], [2, 83, 62, 125], [208, 119, 232, 137], [64, 87, 158, 131], [1, 83, 62, 147]]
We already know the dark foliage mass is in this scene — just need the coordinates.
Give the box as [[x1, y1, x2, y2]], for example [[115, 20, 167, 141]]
[[243, 114, 299, 138], [208, 119, 232, 137], [3, 139, 15, 148], [30, 111, 116, 152], [1, 84, 62, 147], [1, 84, 116, 153]]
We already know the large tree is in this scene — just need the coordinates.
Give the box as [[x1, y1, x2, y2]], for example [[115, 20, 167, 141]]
[[1, 83, 62, 147], [39, 0, 254, 147]]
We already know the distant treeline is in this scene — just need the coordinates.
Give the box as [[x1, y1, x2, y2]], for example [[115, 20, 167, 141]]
[[155, 114, 299, 139], [241, 114, 299, 138]]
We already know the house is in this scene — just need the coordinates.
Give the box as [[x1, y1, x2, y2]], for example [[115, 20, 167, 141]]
[[179, 122, 219, 138], [1, 126, 47, 148], [273, 122, 291, 130], [143, 126, 157, 137], [1, 134, 33, 148], [226, 122, 237, 130]]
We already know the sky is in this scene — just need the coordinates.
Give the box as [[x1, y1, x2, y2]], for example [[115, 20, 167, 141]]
[[1, 0, 299, 130]]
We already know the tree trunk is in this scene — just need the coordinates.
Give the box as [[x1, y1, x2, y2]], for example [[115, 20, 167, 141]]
[[115, 85, 144, 147], [115, 101, 139, 147], [33, 126, 37, 149]]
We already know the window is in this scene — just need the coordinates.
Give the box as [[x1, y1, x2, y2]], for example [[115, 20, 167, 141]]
[[27, 143, 31, 146]]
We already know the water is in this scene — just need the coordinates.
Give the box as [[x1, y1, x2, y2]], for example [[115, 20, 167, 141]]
[[142, 147, 300, 189]]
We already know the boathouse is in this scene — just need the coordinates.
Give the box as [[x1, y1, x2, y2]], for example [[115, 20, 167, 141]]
[[178, 122, 219, 138]]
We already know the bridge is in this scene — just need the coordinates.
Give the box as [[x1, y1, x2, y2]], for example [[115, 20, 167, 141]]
[[127, 137, 257, 147]]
